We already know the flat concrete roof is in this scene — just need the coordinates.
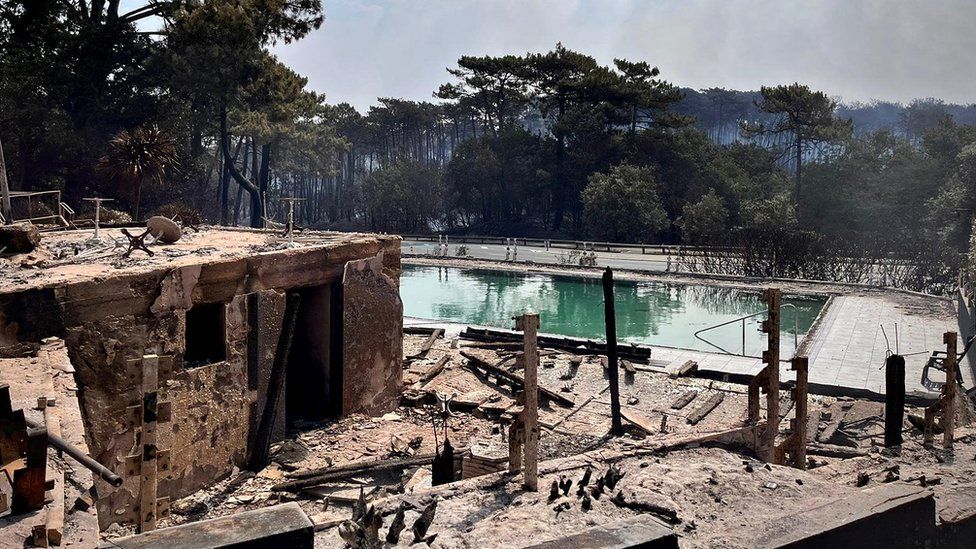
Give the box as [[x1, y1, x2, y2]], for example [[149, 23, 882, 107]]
[[0, 227, 400, 292]]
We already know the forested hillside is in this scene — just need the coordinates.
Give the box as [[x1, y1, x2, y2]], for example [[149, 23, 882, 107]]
[[2, 1, 975, 292]]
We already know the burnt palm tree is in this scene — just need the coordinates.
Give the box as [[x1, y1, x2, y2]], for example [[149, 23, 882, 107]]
[[98, 125, 176, 221]]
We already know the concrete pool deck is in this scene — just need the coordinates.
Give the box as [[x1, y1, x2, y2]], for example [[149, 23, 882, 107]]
[[402, 257, 964, 400]]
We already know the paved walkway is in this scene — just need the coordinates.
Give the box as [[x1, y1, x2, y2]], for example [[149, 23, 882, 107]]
[[802, 295, 960, 394]]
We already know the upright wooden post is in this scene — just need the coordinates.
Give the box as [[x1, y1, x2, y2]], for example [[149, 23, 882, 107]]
[[776, 356, 809, 469], [139, 354, 159, 533], [602, 267, 623, 436], [759, 288, 781, 462], [942, 332, 957, 449], [924, 332, 959, 449], [514, 313, 539, 491], [884, 354, 906, 447]]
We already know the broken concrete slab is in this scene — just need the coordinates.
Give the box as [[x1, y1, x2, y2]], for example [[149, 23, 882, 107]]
[[936, 483, 976, 548], [523, 515, 678, 549], [753, 483, 936, 548], [98, 502, 313, 548]]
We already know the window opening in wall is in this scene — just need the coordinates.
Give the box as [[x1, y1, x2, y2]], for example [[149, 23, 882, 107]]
[[184, 302, 226, 367]]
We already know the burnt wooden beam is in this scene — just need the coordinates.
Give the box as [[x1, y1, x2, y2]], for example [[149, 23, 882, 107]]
[[686, 393, 725, 425], [603, 267, 623, 436]]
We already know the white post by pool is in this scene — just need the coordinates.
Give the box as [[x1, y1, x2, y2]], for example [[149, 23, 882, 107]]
[[83, 197, 113, 239]]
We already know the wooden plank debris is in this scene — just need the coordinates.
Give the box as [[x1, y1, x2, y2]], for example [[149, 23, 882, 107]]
[[669, 390, 698, 410], [410, 329, 444, 359], [670, 360, 698, 378], [417, 356, 449, 387], [687, 393, 725, 425], [460, 326, 651, 362], [274, 453, 440, 492], [806, 443, 868, 459]]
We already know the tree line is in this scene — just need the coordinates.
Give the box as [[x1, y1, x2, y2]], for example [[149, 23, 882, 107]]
[[2, 1, 975, 292]]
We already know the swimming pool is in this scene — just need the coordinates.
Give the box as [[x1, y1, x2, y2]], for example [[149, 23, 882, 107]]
[[400, 265, 827, 357]]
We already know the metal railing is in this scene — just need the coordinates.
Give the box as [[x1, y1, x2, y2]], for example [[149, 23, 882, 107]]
[[400, 233, 736, 255], [693, 303, 800, 359]]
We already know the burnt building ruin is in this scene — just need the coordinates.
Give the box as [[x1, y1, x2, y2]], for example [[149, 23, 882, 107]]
[[0, 227, 402, 529]]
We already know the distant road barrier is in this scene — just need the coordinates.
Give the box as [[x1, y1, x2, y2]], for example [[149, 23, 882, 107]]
[[400, 234, 735, 255]]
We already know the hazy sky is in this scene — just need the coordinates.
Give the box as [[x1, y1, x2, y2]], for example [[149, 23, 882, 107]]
[[271, 0, 976, 112]]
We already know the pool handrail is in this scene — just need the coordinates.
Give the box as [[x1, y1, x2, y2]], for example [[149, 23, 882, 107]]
[[694, 304, 800, 359]]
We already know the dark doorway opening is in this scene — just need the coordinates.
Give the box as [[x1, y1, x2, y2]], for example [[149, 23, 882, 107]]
[[285, 282, 343, 423]]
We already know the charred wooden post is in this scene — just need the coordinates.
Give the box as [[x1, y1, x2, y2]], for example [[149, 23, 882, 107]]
[[884, 354, 906, 447], [750, 288, 781, 463], [12, 427, 47, 514], [139, 354, 159, 532], [774, 356, 808, 468], [925, 332, 957, 449], [514, 313, 540, 491], [602, 267, 623, 436], [249, 292, 301, 471]]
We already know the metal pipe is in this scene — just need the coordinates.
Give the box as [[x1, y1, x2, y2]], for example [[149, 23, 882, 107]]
[[741, 319, 746, 355], [25, 418, 123, 487]]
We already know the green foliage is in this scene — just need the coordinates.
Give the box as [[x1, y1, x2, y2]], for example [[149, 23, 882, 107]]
[[678, 190, 729, 243], [741, 83, 853, 206], [362, 158, 444, 233], [581, 163, 668, 242], [97, 125, 177, 220]]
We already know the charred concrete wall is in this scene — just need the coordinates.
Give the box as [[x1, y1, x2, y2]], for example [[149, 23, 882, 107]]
[[0, 235, 403, 529], [342, 253, 403, 415], [65, 267, 252, 528]]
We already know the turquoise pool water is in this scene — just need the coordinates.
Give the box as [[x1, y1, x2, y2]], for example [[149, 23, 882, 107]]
[[400, 265, 826, 356]]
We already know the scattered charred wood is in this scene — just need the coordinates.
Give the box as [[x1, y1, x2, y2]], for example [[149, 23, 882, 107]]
[[610, 490, 680, 524], [410, 329, 444, 359], [412, 501, 437, 543], [576, 467, 592, 496], [806, 442, 869, 459], [620, 408, 656, 435], [404, 326, 441, 336], [386, 504, 406, 544], [670, 360, 698, 378], [460, 341, 525, 350], [459, 351, 574, 407], [274, 453, 441, 492], [669, 390, 698, 410], [460, 327, 651, 362]]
